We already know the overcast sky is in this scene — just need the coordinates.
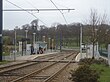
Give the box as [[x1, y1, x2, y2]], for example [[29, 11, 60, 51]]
[[3, 0, 110, 30]]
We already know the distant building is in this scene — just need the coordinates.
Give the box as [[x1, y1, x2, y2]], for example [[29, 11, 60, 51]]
[[26, 41, 47, 54], [36, 41, 47, 53]]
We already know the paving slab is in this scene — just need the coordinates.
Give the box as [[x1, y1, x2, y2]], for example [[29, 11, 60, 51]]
[[16, 52, 58, 61], [75, 53, 92, 62]]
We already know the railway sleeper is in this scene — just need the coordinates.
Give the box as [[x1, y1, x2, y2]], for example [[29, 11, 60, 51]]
[[30, 60, 76, 63], [30, 75, 50, 79]]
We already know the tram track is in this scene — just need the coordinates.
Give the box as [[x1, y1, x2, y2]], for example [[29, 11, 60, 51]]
[[0, 52, 65, 74], [0, 51, 78, 82], [11, 52, 78, 82]]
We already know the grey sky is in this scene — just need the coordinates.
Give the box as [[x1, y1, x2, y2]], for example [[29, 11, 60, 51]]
[[3, 0, 110, 30]]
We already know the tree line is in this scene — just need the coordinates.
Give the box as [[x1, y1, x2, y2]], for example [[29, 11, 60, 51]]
[[3, 9, 110, 51]]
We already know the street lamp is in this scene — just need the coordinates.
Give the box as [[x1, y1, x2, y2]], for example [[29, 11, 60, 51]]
[[43, 36, 45, 42], [94, 28, 98, 59], [48, 38, 51, 51], [0, 0, 3, 61], [55, 26, 58, 51], [95, 28, 98, 41], [52, 39, 54, 51], [33, 33, 36, 53], [25, 29, 28, 55], [14, 26, 17, 61], [105, 29, 109, 35], [80, 24, 82, 59], [59, 28, 62, 52]]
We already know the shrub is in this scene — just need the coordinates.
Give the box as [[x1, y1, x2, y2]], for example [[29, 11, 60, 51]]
[[78, 58, 93, 65], [78, 58, 108, 66], [69, 65, 100, 82]]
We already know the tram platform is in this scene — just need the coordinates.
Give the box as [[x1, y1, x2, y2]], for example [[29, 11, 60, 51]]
[[75, 53, 92, 62], [16, 52, 58, 61], [0, 52, 59, 68]]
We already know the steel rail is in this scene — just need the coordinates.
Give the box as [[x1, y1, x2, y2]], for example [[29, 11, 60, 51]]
[[11, 52, 76, 82], [43, 61, 71, 82], [0, 53, 63, 74], [0, 61, 28, 69], [0, 62, 37, 74], [43, 52, 78, 82]]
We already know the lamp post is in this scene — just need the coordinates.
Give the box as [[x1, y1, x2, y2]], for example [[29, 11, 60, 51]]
[[14, 27, 17, 61], [25, 29, 28, 55], [95, 28, 98, 41], [33, 33, 36, 53], [52, 39, 54, 51], [43, 36, 45, 42], [0, 0, 2, 61], [95, 28, 98, 59], [60, 28, 62, 52], [48, 38, 51, 51], [55, 26, 58, 51], [80, 24, 82, 59]]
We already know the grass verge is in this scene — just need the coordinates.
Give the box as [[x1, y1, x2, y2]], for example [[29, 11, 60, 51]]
[[0, 60, 10, 65], [91, 64, 110, 82]]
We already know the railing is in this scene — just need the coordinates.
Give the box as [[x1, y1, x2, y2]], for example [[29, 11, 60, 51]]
[[99, 50, 108, 57], [2, 50, 31, 61]]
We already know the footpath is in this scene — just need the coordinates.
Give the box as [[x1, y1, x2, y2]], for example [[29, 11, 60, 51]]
[[0, 52, 58, 68], [75, 53, 92, 62], [0, 52, 91, 68], [16, 52, 91, 61], [16, 52, 58, 61]]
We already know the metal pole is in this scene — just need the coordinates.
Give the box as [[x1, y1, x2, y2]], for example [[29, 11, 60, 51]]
[[33, 33, 36, 53], [0, 0, 2, 61], [60, 29, 62, 52], [48, 38, 51, 51], [94, 28, 98, 58], [55, 27, 57, 51], [22, 41, 23, 56], [14, 29, 16, 61], [52, 39, 54, 51], [43, 36, 45, 42], [108, 44, 110, 66], [80, 24, 82, 59], [25, 29, 28, 55]]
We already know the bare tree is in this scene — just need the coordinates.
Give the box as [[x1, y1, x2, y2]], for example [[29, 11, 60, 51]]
[[100, 13, 108, 25], [87, 9, 100, 59], [85, 9, 110, 59], [99, 13, 110, 49]]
